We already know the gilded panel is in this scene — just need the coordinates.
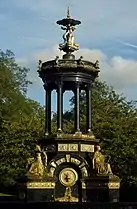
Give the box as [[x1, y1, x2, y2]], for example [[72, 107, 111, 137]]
[[81, 144, 94, 152], [58, 144, 68, 151], [27, 182, 55, 189], [68, 144, 78, 151], [71, 157, 81, 165], [108, 182, 120, 189], [56, 158, 66, 165]]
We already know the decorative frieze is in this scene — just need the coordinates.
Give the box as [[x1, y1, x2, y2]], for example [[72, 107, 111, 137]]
[[27, 182, 55, 189]]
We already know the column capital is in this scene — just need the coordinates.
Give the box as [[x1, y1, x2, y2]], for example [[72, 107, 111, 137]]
[[43, 83, 51, 91], [75, 81, 81, 88], [86, 83, 92, 90], [55, 79, 63, 87]]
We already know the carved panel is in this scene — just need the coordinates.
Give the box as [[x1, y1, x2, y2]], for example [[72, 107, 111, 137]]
[[81, 166, 88, 177], [68, 144, 78, 151], [108, 182, 120, 189], [49, 167, 56, 176], [58, 144, 68, 151], [56, 158, 66, 165], [79, 162, 86, 168], [82, 182, 86, 189], [50, 161, 57, 168], [27, 182, 55, 188], [58, 144, 78, 151], [71, 157, 81, 166], [81, 144, 94, 152], [66, 154, 70, 162]]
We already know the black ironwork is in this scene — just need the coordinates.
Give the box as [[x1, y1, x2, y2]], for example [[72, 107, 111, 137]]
[[86, 83, 92, 133], [57, 80, 63, 132], [74, 82, 80, 132], [44, 84, 51, 135]]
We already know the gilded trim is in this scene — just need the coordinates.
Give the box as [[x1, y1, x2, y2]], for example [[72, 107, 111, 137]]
[[27, 182, 55, 189]]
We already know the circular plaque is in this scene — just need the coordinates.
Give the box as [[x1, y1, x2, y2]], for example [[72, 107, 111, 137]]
[[59, 168, 78, 187]]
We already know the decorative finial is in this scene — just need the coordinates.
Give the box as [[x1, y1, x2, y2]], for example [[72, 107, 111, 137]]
[[67, 7, 71, 19], [38, 60, 42, 71], [94, 60, 100, 69]]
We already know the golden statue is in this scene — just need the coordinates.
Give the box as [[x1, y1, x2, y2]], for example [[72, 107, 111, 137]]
[[55, 187, 78, 202], [92, 145, 112, 175], [27, 145, 47, 177], [59, 24, 79, 52]]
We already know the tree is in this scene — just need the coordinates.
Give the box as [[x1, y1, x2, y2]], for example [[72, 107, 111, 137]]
[[0, 50, 45, 185]]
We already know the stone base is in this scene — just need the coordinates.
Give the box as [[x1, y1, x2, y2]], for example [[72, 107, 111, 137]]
[[85, 175, 120, 202], [17, 176, 55, 202]]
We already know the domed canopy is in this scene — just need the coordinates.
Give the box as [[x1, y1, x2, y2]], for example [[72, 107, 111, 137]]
[[37, 8, 100, 138]]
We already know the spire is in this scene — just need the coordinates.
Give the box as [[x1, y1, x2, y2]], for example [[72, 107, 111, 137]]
[[67, 6, 71, 19]]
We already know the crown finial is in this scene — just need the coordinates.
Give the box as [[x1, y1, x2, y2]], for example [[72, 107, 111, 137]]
[[67, 6, 71, 19]]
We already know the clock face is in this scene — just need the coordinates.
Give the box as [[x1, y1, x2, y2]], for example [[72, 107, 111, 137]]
[[59, 168, 78, 187]]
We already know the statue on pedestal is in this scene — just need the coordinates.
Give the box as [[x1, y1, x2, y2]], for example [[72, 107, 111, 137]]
[[54, 187, 78, 202], [59, 24, 79, 52], [92, 145, 113, 175], [57, 7, 80, 53], [27, 145, 47, 177]]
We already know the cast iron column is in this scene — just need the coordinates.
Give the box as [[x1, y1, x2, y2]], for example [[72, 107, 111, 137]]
[[57, 80, 63, 132], [74, 82, 80, 132], [86, 83, 92, 133], [44, 85, 51, 135]]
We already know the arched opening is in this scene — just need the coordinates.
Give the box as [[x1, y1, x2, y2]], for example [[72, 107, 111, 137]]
[[63, 90, 74, 133], [79, 89, 86, 132]]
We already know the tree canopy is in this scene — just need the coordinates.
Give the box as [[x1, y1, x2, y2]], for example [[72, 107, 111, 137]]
[[0, 50, 45, 185]]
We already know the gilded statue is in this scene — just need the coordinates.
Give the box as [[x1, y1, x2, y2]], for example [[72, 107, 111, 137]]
[[27, 145, 47, 177], [55, 187, 78, 202], [92, 145, 113, 175], [59, 24, 79, 51]]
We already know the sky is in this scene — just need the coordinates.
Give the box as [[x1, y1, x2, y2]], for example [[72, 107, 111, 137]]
[[1, 0, 137, 112]]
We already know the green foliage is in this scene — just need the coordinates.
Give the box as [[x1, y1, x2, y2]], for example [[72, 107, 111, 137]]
[[0, 50, 45, 186]]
